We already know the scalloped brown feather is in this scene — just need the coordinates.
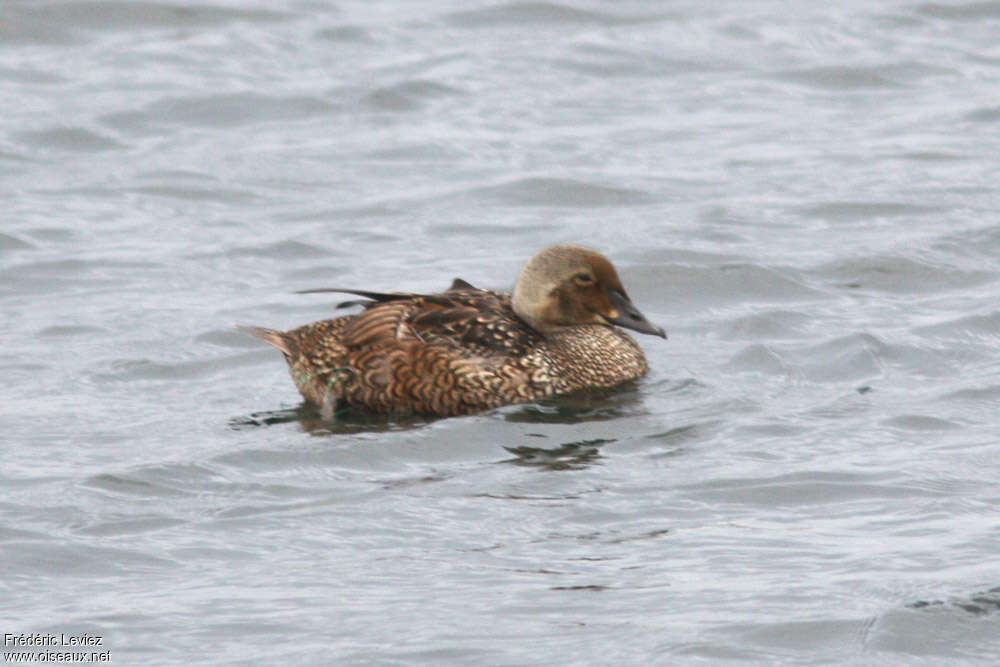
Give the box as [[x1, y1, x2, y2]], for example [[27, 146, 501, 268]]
[[244, 285, 649, 417]]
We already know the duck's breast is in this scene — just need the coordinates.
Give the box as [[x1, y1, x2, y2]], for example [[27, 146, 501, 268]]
[[539, 325, 649, 394]]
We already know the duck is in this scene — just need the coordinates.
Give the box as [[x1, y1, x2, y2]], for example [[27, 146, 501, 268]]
[[241, 244, 665, 417]]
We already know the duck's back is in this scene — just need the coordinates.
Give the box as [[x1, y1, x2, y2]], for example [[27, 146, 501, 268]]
[[250, 285, 649, 417]]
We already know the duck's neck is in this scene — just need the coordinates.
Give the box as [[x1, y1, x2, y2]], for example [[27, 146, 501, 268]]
[[512, 288, 556, 336]]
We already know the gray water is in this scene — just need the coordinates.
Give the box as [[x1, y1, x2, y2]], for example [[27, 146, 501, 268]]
[[3, 0, 1000, 664]]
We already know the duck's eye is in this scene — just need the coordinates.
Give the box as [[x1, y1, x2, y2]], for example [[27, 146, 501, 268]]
[[574, 272, 595, 285]]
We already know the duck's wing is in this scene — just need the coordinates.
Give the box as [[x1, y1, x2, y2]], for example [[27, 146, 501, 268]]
[[406, 289, 539, 356], [297, 278, 480, 310], [447, 278, 477, 291], [332, 287, 537, 356], [295, 288, 417, 311]]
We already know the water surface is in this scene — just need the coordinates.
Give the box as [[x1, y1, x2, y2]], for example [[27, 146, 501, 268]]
[[3, 0, 1000, 664]]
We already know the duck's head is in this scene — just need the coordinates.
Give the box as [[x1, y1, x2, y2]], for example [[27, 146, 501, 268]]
[[511, 244, 666, 339]]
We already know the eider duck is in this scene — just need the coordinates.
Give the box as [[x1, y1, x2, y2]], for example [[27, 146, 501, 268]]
[[242, 244, 665, 417]]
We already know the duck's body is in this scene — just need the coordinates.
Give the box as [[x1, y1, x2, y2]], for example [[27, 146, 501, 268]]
[[243, 244, 665, 417]]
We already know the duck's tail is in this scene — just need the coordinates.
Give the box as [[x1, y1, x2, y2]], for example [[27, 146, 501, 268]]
[[236, 324, 295, 358]]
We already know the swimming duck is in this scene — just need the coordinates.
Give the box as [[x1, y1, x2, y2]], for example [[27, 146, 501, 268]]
[[242, 244, 665, 417]]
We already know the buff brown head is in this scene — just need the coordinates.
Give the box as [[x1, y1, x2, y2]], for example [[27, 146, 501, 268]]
[[511, 244, 666, 339]]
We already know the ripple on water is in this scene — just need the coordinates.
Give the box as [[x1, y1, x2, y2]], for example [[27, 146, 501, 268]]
[[558, 42, 725, 78], [725, 332, 895, 384], [1, 258, 162, 294], [365, 142, 465, 162], [793, 332, 888, 383], [772, 65, 907, 90], [14, 126, 123, 152], [363, 80, 465, 113], [933, 384, 1000, 425], [932, 224, 1000, 263], [82, 472, 197, 500], [226, 240, 333, 260], [938, 384, 1000, 405], [710, 617, 871, 662], [869, 590, 1000, 660], [963, 105, 1000, 123], [426, 220, 560, 240], [37, 324, 107, 338], [723, 343, 791, 378], [682, 470, 938, 508], [127, 183, 259, 204], [101, 93, 336, 133], [91, 351, 264, 384], [815, 254, 994, 293], [916, 2, 1000, 20], [908, 586, 1000, 616], [0, 1, 287, 47], [462, 176, 655, 207], [443, 2, 663, 28], [0, 540, 175, 577], [718, 310, 812, 341], [796, 201, 943, 222], [881, 414, 963, 432], [0, 232, 34, 251], [75, 514, 188, 537], [776, 60, 955, 91], [503, 439, 610, 471], [314, 25, 377, 44], [913, 311, 1000, 342], [32, 1, 287, 32], [638, 263, 827, 315]]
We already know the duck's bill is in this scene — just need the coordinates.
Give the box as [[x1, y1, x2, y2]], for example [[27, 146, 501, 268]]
[[604, 290, 667, 339]]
